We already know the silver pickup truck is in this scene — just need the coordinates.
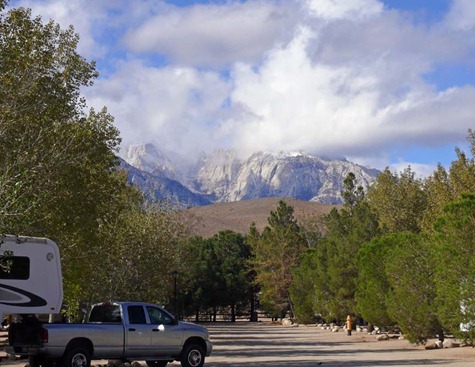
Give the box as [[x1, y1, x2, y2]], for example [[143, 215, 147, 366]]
[[7, 302, 212, 367]]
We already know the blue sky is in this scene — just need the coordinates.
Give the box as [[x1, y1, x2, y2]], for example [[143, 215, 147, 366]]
[[8, 0, 475, 176]]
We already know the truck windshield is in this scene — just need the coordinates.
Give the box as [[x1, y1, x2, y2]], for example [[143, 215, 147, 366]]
[[89, 304, 122, 323]]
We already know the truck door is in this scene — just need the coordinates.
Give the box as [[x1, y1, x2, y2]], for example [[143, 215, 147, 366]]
[[125, 305, 153, 358], [146, 306, 183, 356]]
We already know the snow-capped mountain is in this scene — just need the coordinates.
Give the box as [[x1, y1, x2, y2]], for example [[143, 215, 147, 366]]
[[121, 144, 380, 207], [192, 150, 378, 204], [123, 143, 180, 181]]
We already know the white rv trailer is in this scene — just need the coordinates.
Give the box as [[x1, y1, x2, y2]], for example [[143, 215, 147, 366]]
[[0, 235, 63, 317]]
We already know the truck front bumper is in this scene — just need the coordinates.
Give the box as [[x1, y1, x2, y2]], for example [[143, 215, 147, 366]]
[[205, 340, 213, 356]]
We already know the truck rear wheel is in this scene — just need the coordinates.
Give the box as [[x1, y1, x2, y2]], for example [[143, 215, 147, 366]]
[[29, 356, 57, 367], [62, 346, 91, 367], [29, 356, 45, 367], [180, 344, 205, 367]]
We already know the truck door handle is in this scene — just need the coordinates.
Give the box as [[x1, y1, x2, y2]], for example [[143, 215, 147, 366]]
[[129, 328, 136, 331], [152, 329, 160, 332]]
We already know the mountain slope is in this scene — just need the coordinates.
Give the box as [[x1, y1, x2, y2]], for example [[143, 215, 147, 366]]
[[120, 159, 211, 207], [182, 197, 337, 238]]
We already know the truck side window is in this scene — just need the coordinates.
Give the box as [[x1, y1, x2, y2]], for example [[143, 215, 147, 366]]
[[147, 306, 174, 325], [128, 306, 147, 324], [89, 304, 122, 323]]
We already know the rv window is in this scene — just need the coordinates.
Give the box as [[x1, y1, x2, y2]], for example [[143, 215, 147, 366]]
[[0, 256, 30, 280]]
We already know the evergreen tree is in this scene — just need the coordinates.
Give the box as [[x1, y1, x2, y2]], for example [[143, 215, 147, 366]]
[[186, 231, 252, 321], [433, 194, 475, 343], [248, 201, 306, 318], [291, 173, 379, 321], [356, 235, 394, 327], [384, 232, 441, 343]]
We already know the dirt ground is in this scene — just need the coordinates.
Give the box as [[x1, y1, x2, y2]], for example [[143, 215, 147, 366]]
[[2, 322, 475, 367]]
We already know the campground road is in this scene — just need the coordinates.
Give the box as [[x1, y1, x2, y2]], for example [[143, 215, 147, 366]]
[[202, 322, 475, 367]]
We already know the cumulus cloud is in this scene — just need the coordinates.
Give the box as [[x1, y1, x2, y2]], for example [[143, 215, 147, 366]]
[[223, 2, 475, 165], [123, 1, 298, 68], [85, 60, 234, 157]]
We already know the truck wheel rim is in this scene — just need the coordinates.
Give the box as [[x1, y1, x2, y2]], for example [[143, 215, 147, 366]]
[[188, 349, 202, 367], [72, 353, 87, 367]]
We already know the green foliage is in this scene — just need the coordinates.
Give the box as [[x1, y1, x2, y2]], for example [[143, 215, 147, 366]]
[[356, 236, 394, 327], [433, 194, 475, 342], [0, 5, 98, 232], [96, 201, 189, 302], [422, 148, 475, 232], [185, 231, 252, 320], [367, 167, 427, 234], [289, 174, 380, 322], [289, 248, 321, 323], [342, 172, 365, 209], [321, 177, 379, 320], [357, 232, 442, 343], [248, 200, 307, 317], [384, 232, 440, 344]]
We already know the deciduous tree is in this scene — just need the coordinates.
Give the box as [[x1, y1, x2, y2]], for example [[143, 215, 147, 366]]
[[366, 167, 427, 234]]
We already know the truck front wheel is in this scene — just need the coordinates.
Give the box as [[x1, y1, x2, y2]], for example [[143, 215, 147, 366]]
[[62, 347, 91, 367], [180, 344, 205, 367]]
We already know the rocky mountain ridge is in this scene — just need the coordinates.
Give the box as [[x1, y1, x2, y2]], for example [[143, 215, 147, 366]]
[[120, 143, 380, 207]]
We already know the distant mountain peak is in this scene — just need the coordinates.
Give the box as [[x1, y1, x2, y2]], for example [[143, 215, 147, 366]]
[[123, 143, 180, 180], [121, 143, 380, 207]]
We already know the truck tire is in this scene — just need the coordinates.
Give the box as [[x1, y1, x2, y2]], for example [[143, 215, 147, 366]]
[[29, 356, 45, 367], [62, 346, 91, 367], [180, 344, 205, 367], [146, 361, 169, 367]]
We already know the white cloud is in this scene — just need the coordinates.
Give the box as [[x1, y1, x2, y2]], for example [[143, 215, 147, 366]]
[[123, 1, 298, 68], [84, 60, 234, 157], [306, 0, 383, 20], [225, 7, 475, 161], [445, 0, 475, 31]]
